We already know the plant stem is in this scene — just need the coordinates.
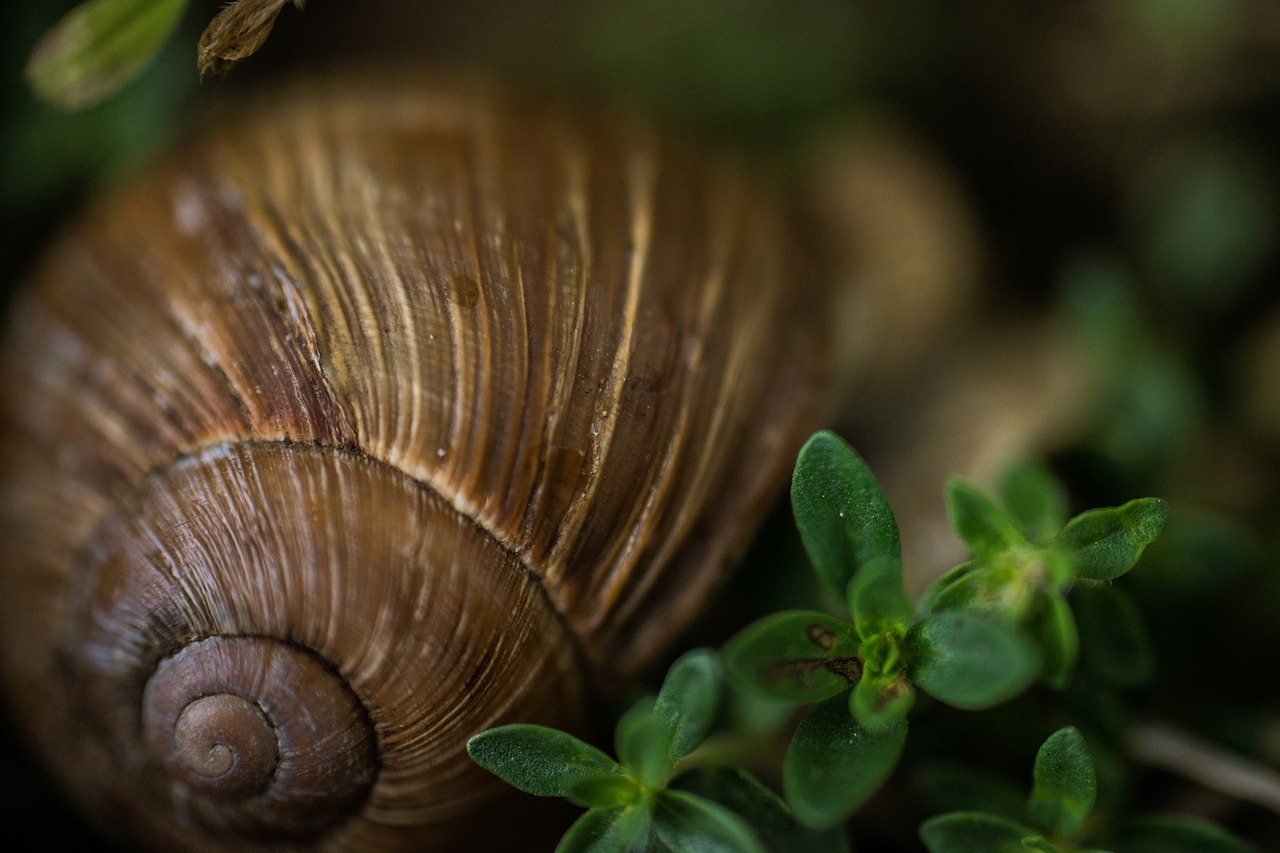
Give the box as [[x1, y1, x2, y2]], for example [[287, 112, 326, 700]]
[[1127, 722, 1280, 816]]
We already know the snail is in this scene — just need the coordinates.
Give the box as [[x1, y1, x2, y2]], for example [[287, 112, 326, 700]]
[[0, 75, 830, 850]]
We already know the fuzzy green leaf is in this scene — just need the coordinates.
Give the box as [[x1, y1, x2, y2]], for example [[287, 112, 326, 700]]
[[26, 0, 188, 109], [1074, 583, 1154, 686], [615, 698, 671, 789], [784, 695, 907, 828], [945, 476, 1026, 559], [676, 767, 851, 853], [468, 725, 631, 805], [557, 805, 654, 853], [848, 554, 912, 635], [906, 613, 1040, 709], [1054, 498, 1170, 580], [722, 611, 861, 703], [1028, 727, 1096, 840], [655, 648, 721, 764], [1108, 815, 1256, 853], [791, 431, 901, 598], [1034, 594, 1079, 689], [652, 789, 766, 853], [919, 812, 1038, 853], [998, 461, 1069, 545]]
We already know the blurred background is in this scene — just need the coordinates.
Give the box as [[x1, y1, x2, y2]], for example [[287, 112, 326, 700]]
[[2, 1, 1280, 848]]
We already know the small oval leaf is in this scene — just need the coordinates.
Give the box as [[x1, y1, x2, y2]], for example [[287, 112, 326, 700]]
[[1054, 498, 1170, 581], [557, 806, 655, 853], [945, 476, 1025, 559], [998, 460, 1069, 546], [791, 431, 902, 598], [468, 725, 627, 801], [1028, 726, 1096, 840], [655, 648, 721, 764], [783, 695, 906, 828], [919, 811, 1036, 853], [906, 613, 1040, 709], [722, 611, 861, 703], [652, 790, 767, 853], [26, 0, 188, 109]]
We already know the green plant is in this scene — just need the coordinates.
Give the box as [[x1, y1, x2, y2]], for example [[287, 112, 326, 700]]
[[466, 430, 1215, 851], [467, 649, 846, 852]]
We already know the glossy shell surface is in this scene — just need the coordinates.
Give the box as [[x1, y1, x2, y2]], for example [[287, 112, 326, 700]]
[[0, 77, 828, 849]]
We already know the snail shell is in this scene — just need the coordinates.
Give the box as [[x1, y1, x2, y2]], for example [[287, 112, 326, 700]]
[[0, 76, 829, 850]]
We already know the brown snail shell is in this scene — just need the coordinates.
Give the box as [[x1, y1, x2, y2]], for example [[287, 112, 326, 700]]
[[0, 75, 829, 850]]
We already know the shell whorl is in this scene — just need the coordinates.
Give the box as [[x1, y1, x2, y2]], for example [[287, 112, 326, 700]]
[[0, 76, 829, 849]]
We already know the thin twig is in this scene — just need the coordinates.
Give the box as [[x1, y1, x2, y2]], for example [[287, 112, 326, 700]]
[[1127, 722, 1280, 816]]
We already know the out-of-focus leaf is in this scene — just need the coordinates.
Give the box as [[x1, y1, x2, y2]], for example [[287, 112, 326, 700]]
[[906, 613, 1040, 709], [945, 476, 1025, 559], [919, 812, 1037, 853], [677, 766, 851, 853], [615, 698, 670, 789], [998, 460, 1069, 545], [26, 0, 188, 109], [1074, 583, 1154, 686], [654, 648, 720, 764], [556, 805, 654, 853], [1109, 814, 1256, 853], [1033, 594, 1079, 689], [652, 789, 766, 853]]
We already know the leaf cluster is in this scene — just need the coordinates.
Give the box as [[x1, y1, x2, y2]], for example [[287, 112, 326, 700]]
[[467, 430, 1215, 851], [467, 650, 844, 852]]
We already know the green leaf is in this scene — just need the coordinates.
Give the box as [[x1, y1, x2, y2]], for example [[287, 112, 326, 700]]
[[784, 694, 907, 828], [615, 698, 671, 789], [1054, 498, 1170, 581], [1027, 727, 1095, 840], [998, 460, 1069, 545], [1022, 838, 1068, 853], [721, 611, 861, 703], [557, 805, 655, 853], [906, 613, 1041, 709], [1033, 594, 1079, 689], [1108, 814, 1256, 853], [945, 476, 1026, 559], [916, 561, 981, 617], [850, 674, 914, 732], [655, 648, 721, 764], [791, 431, 902, 598], [919, 812, 1038, 853], [468, 725, 632, 805], [847, 554, 912, 635], [26, 0, 188, 109], [652, 790, 767, 853], [676, 767, 851, 853], [1074, 583, 1154, 687]]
